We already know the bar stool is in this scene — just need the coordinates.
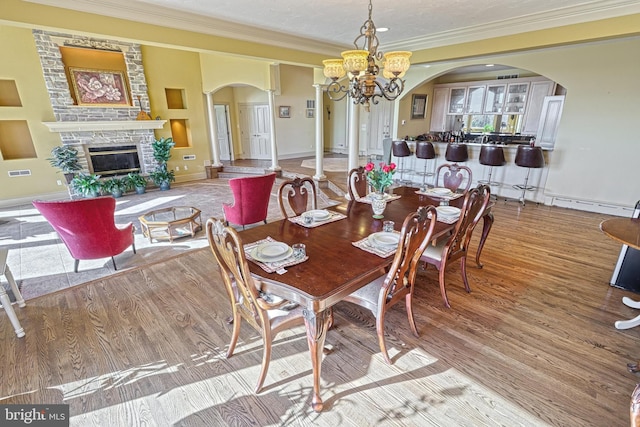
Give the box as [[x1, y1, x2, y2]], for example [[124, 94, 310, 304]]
[[415, 141, 436, 188], [478, 145, 506, 187], [0, 248, 25, 338], [445, 143, 469, 163], [392, 140, 412, 184], [513, 145, 545, 206]]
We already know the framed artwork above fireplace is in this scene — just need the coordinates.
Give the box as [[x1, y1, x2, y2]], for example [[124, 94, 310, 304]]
[[68, 68, 130, 106]]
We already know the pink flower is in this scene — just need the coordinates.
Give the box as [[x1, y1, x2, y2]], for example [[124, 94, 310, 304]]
[[389, 163, 396, 171], [364, 162, 375, 172], [382, 165, 391, 173]]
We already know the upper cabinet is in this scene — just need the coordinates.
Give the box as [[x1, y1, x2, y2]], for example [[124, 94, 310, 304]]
[[448, 87, 466, 114], [504, 82, 529, 114], [464, 85, 486, 114], [430, 86, 449, 132], [483, 84, 506, 114], [521, 80, 556, 135]]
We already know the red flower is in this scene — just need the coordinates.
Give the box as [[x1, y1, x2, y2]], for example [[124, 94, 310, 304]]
[[389, 163, 396, 171], [364, 162, 375, 172]]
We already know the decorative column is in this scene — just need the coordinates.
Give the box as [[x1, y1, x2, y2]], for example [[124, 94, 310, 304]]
[[266, 89, 281, 174], [348, 100, 360, 172], [313, 84, 327, 186], [205, 92, 223, 167]]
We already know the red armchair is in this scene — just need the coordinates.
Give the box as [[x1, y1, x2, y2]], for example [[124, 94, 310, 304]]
[[33, 196, 136, 272], [223, 173, 276, 229]]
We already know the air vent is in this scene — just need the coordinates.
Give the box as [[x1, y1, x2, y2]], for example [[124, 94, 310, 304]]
[[8, 169, 31, 177], [497, 74, 519, 80], [306, 100, 315, 109], [182, 154, 196, 160]]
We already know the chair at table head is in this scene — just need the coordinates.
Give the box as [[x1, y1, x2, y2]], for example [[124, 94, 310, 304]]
[[205, 217, 304, 393], [223, 173, 276, 229], [277, 176, 317, 218], [32, 196, 135, 272], [420, 184, 491, 308], [347, 166, 368, 201], [435, 163, 473, 193], [343, 205, 438, 364]]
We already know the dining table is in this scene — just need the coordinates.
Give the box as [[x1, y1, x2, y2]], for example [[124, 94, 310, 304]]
[[238, 186, 489, 411]]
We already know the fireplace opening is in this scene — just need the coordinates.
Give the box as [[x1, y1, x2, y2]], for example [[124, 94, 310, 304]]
[[88, 145, 141, 176]]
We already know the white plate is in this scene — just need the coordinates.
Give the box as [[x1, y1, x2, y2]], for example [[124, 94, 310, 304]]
[[436, 206, 461, 217], [251, 242, 293, 262], [368, 232, 400, 248], [305, 209, 331, 221], [430, 187, 453, 195]]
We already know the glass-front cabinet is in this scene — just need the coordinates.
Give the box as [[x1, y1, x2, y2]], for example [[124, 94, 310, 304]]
[[484, 84, 506, 114], [448, 87, 466, 114], [464, 85, 486, 114], [504, 82, 530, 114]]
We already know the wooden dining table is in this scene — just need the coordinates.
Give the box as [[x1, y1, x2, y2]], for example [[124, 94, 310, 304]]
[[238, 186, 485, 411]]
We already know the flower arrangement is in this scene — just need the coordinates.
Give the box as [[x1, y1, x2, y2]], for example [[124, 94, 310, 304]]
[[364, 161, 396, 193]]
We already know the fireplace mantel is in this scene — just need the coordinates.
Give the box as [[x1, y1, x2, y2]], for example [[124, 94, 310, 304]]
[[43, 120, 166, 133]]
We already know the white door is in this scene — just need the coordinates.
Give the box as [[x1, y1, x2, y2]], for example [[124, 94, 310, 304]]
[[537, 95, 565, 149], [367, 101, 393, 156], [214, 104, 232, 161], [239, 103, 271, 159]]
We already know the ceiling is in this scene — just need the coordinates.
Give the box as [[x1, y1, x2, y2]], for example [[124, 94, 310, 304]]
[[25, 0, 640, 55]]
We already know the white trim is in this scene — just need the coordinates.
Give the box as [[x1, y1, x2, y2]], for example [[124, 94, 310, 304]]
[[43, 120, 166, 132]]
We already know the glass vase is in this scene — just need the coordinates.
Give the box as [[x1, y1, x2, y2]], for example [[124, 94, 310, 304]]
[[371, 192, 387, 219]]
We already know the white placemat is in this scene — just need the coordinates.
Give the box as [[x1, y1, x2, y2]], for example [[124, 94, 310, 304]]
[[288, 211, 346, 228], [356, 193, 402, 204], [244, 237, 308, 273], [415, 189, 464, 201], [352, 232, 400, 258]]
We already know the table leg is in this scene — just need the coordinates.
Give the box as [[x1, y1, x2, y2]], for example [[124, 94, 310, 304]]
[[303, 308, 332, 412], [475, 211, 494, 269]]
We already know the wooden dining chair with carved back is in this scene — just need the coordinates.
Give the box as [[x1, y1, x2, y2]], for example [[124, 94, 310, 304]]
[[435, 163, 473, 193], [347, 166, 368, 201], [419, 184, 491, 308], [277, 176, 317, 218], [206, 218, 305, 393], [342, 205, 438, 364]]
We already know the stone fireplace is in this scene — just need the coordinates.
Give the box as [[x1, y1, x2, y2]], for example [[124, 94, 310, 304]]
[[33, 30, 164, 175]]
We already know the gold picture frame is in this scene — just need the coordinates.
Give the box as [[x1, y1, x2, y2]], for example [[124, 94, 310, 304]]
[[69, 68, 130, 106], [279, 106, 291, 118], [411, 94, 427, 119]]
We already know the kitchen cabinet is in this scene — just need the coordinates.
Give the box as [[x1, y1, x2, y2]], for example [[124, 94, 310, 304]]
[[536, 95, 564, 149], [429, 86, 449, 132], [504, 82, 529, 114], [448, 87, 466, 114], [464, 85, 486, 114], [484, 84, 506, 114], [521, 80, 556, 135]]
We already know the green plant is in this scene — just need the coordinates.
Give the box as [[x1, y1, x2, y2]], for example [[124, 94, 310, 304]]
[[102, 176, 129, 194], [48, 145, 83, 174], [71, 173, 102, 197], [126, 172, 147, 188], [151, 137, 175, 166], [149, 169, 175, 185]]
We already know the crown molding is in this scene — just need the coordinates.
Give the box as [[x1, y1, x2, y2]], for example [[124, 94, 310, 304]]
[[382, 0, 640, 52]]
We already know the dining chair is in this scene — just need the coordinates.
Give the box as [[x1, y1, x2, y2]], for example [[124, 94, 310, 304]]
[[205, 218, 305, 393], [420, 184, 491, 308], [435, 163, 473, 193], [342, 205, 438, 364], [277, 176, 317, 218], [347, 166, 368, 201]]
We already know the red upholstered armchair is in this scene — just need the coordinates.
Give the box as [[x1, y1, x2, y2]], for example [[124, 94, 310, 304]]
[[223, 173, 276, 229], [33, 196, 136, 272]]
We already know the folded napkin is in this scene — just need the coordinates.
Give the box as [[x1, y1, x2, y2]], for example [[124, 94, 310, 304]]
[[288, 211, 346, 228], [352, 232, 400, 258], [427, 212, 460, 224], [357, 193, 402, 204], [244, 237, 308, 273], [415, 189, 464, 201]]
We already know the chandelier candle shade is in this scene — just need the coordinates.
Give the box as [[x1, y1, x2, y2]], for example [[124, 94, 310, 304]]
[[322, 0, 411, 111]]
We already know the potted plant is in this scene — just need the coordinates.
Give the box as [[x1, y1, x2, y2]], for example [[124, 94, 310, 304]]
[[127, 172, 148, 194], [102, 176, 129, 198], [47, 145, 83, 184], [71, 173, 102, 198], [149, 169, 175, 191]]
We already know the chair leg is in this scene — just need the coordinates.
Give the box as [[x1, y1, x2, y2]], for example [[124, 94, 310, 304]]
[[376, 311, 391, 365], [74, 259, 79, 273], [405, 293, 418, 337], [255, 330, 273, 393], [475, 212, 494, 269], [437, 265, 450, 308], [112, 256, 118, 271], [132, 241, 136, 254], [227, 309, 241, 358], [460, 257, 471, 293]]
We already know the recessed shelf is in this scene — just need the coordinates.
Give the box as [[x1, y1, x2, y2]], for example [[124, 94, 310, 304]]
[[43, 120, 167, 132]]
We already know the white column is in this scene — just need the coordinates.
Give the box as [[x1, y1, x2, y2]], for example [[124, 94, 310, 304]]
[[313, 84, 326, 182], [266, 89, 281, 172], [205, 93, 223, 167], [348, 100, 360, 172]]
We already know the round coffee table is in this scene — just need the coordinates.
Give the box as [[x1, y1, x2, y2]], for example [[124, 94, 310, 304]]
[[139, 206, 202, 243]]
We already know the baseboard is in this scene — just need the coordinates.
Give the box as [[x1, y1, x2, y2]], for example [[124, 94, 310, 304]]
[[547, 195, 635, 217], [0, 190, 71, 208]]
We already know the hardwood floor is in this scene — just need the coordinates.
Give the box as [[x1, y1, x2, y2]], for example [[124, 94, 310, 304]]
[[1, 169, 638, 425]]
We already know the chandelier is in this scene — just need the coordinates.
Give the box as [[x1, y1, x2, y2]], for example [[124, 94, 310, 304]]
[[322, 0, 411, 111]]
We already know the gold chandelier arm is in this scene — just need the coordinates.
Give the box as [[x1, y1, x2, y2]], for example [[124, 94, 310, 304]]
[[326, 80, 349, 101]]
